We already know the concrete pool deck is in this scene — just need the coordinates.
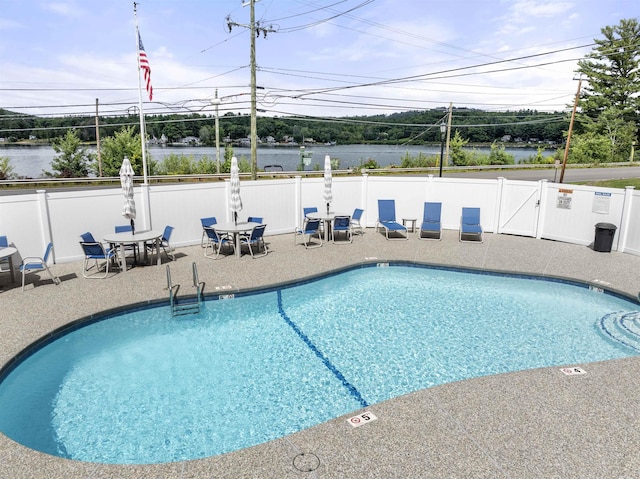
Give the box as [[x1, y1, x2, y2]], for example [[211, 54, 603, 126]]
[[1, 229, 639, 478]]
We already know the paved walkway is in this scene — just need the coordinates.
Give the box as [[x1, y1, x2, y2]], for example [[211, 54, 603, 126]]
[[1, 230, 639, 478]]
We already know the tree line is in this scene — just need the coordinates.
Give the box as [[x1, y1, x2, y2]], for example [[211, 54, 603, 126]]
[[0, 107, 567, 146]]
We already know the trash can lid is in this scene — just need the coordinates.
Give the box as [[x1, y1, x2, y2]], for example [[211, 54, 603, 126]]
[[595, 222, 617, 230]]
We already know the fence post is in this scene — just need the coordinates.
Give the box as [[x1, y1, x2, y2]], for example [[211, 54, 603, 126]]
[[294, 176, 302, 229], [495, 177, 506, 234], [361, 172, 369, 227], [36, 189, 54, 261], [535, 180, 548, 240], [617, 186, 635, 253]]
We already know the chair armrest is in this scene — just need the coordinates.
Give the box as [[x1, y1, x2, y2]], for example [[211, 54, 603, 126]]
[[21, 256, 44, 265]]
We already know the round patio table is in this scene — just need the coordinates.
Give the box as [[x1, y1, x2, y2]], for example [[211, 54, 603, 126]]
[[103, 229, 163, 272]]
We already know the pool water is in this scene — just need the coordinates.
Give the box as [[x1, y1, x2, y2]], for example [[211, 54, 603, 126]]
[[0, 265, 637, 464]]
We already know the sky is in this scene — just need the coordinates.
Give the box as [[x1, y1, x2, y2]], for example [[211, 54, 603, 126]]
[[0, 0, 637, 124]]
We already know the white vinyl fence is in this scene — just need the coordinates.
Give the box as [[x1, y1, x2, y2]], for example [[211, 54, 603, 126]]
[[0, 174, 637, 264]]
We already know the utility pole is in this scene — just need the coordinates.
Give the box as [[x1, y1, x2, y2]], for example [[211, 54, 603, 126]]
[[445, 102, 453, 166], [227, 1, 275, 180], [249, 0, 257, 180], [213, 89, 221, 174], [95, 98, 102, 177], [559, 78, 582, 183]]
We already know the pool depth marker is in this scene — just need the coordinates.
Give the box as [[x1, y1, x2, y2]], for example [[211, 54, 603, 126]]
[[276, 290, 368, 408]]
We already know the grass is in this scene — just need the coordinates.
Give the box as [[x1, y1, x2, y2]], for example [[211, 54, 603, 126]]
[[574, 178, 640, 189]]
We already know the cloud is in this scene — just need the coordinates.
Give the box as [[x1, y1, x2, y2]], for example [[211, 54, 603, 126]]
[[503, 0, 575, 24], [0, 18, 23, 30], [42, 2, 85, 18]]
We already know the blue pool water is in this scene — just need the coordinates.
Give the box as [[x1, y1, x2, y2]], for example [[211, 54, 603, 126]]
[[0, 265, 637, 464]]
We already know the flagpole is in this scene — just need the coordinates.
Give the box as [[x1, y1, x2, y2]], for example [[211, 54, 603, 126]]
[[133, 2, 149, 185]]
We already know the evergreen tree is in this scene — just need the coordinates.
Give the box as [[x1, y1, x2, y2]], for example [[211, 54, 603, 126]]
[[577, 18, 639, 123], [47, 130, 94, 177]]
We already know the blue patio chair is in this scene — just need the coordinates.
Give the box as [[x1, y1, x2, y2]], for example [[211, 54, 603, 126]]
[[19, 242, 61, 291], [146, 225, 175, 261], [376, 199, 408, 240], [350, 208, 364, 235], [294, 218, 322, 249], [203, 226, 234, 259], [459, 207, 483, 243], [303, 207, 318, 218], [200, 216, 217, 248], [241, 217, 264, 240], [79, 232, 119, 278], [240, 224, 268, 258], [419, 202, 442, 240], [114, 224, 138, 260], [332, 216, 353, 244]]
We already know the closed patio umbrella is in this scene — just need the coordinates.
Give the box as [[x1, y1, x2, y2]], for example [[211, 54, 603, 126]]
[[119, 156, 136, 233], [230, 156, 243, 225], [323, 154, 333, 214]]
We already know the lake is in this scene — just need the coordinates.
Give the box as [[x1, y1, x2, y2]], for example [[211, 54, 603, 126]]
[[0, 144, 555, 178]]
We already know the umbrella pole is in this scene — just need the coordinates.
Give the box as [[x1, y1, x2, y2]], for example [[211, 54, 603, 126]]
[[131, 218, 135, 235], [234, 211, 238, 225]]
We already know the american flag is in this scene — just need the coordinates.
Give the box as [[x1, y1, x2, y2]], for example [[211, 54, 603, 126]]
[[138, 32, 153, 101]]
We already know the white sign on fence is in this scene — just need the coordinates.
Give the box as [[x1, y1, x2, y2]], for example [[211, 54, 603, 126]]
[[592, 191, 611, 214], [556, 188, 573, 209]]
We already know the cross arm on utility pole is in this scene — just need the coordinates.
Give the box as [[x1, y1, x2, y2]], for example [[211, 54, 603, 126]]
[[226, 1, 277, 180]]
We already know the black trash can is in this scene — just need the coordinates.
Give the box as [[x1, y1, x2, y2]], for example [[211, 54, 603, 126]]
[[594, 222, 617, 252]]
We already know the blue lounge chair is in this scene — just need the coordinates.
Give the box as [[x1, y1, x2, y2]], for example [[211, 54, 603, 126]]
[[350, 208, 364, 235], [460, 207, 483, 243], [294, 218, 322, 249], [376, 199, 408, 240], [240, 224, 268, 258], [332, 216, 353, 243], [419, 202, 442, 240], [19, 242, 60, 291], [79, 232, 119, 278], [203, 226, 234, 259]]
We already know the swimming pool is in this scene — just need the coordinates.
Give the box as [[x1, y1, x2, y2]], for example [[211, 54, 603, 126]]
[[0, 264, 637, 464]]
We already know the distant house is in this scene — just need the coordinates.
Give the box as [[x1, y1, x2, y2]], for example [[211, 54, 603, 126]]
[[181, 136, 201, 146], [501, 135, 511, 142], [29, 135, 37, 140]]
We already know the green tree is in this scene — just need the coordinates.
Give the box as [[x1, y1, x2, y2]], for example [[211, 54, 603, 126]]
[[46, 130, 94, 177], [0, 156, 15, 180], [577, 18, 640, 121], [449, 130, 470, 166], [567, 133, 611, 164], [488, 142, 515, 165], [97, 126, 154, 177]]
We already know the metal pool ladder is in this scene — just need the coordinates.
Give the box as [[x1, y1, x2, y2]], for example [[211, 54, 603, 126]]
[[166, 262, 204, 317]]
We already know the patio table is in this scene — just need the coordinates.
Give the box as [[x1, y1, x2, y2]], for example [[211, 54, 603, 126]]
[[103, 229, 163, 273], [215, 221, 261, 258], [306, 211, 347, 242], [0, 246, 18, 283]]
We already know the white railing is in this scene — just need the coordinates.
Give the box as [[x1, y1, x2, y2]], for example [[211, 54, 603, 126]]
[[0, 174, 636, 264]]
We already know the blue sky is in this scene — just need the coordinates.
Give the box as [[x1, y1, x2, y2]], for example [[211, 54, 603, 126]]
[[0, 0, 637, 120]]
